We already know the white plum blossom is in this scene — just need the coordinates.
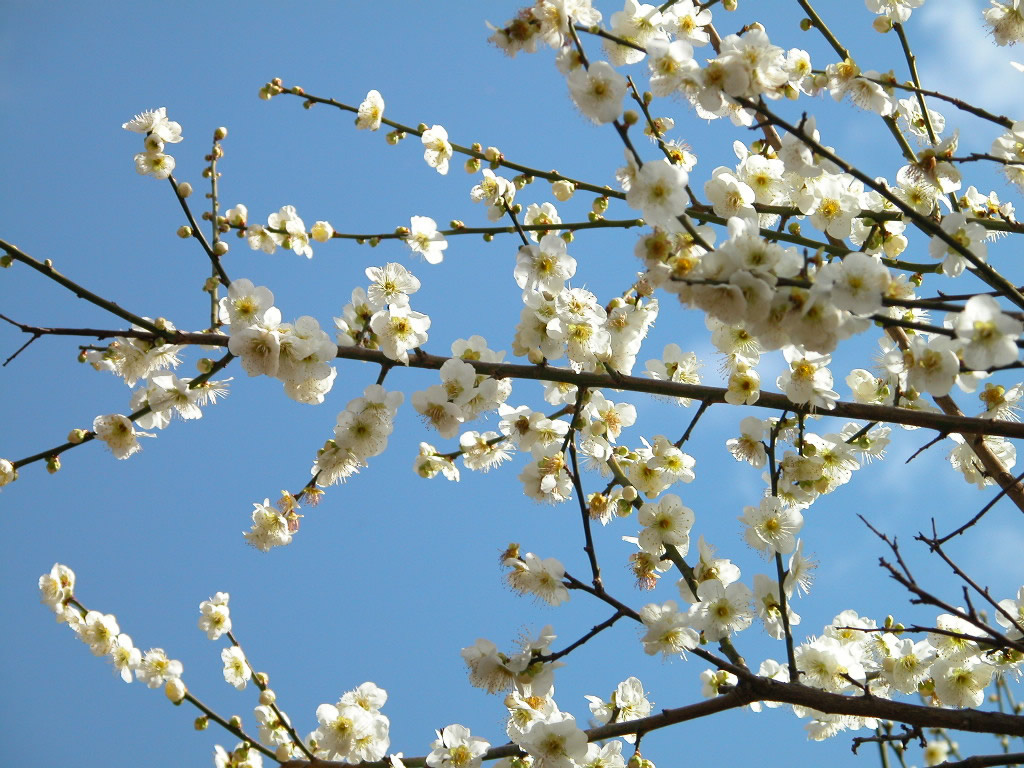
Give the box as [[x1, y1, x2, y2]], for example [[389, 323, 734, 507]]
[[777, 347, 839, 409], [639, 600, 700, 657], [198, 593, 231, 640], [370, 302, 430, 364], [740, 496, 803, 556], [421, 125, 453, 174], [355, 90, 385, 130], [985, 0, 1024, 45], [221, 646, 251, 690], [244, 499, 294, 552], [567, 60, 627, 124], [637, 493, 694, 555], [952, 294, 1022, 370], [93, 414, 153, 460], [426, 724, 489, 768], [405, 216, 448, 264], [625, 158, 689, 229], [505, 553, 569, 606], [515, 234, 576, 296]]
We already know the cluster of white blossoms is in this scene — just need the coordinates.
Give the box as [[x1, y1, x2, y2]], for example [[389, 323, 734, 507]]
[[130, 372, 230, 430], [413, 338, 512, 443], [334, 263, 432, 363], [783, 602, 1024, 739], [311, 383, 404, 488], [307, 682, 391, 763], [39, 564, 186, 700], [512, 234, 659, 374], [123, 107, 182, 179], [222, 278, 338, 403], [241, 204, 324, 259], [86, 322, 184, 386]]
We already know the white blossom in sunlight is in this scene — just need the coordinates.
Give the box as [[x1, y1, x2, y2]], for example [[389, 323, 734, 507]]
[[931, 658, 994, 707], [505, 553, 569, 605], [693, 578, 754, 641], [244, 499, 293, 552], [405, 216, 448, 264], [422, 125, 453, 174], [740, 496, 803, 556], [355, 89, 385, 130], [866, 0, 924, 23], [198, 593, 231, 640], [637, 494, 694, 555], [984, 1, 1024, 46], [625, 158, 689, 229], [567, 60, 627, 124], [426, 724, 489, 768], [93, 414, 153, 459], [518, 715, 588, 768], [639, 600, 699, 657], [777, 347, 838, 409], [370, 302, 430, 364], [136, 648, 184, 689], [662, 0, 712, 45], [222, 646, 251, 690], [952, 294, 1022, 370]]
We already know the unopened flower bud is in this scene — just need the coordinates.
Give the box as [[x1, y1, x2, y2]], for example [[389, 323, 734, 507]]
[[165, 678, 187, 704], [46, 456, 61, 474], [484, 146, 502, 163], [259, 689, 276, 706], [386, 131, 401, 145], [465, 157, 481, 173], [621, 485, 638, 502], [723, 0, 737, 9], [0, 254, 12, 268], [552, 180, 575, 201], [255, 672, 269, 686], [212, 241, 229, 256], [623, 109, 640, 126], [311, 221, 334, 243], [214, 126, 228, 141], [561, 231, 574, 244], [177, 226, 193, 239], [77, 350, 88, 363], [229, 715, 243, 730], [194, 716, 209, 730], [197, 358, 214, 374], [592, 196, 609, 214], [872, 16, 893, 33], [67, 429, 88, 444], [483, 233, 494, 242], [276, 745, 293, 762], [368, 237, 380, 247], [176, 182, 193, 198], [527, 348, 545, 365]]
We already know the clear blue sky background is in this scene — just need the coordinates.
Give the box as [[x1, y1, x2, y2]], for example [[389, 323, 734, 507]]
[[2, 2, 1022, 767]]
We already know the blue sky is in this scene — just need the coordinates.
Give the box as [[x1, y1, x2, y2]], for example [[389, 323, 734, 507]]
[[2, 1, 1022, 767]]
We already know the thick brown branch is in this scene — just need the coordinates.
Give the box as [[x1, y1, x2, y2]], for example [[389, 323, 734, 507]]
[[12, 325, 1024, 440]]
